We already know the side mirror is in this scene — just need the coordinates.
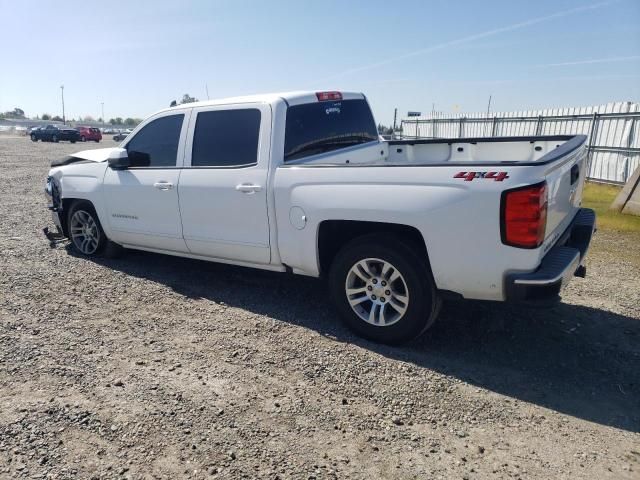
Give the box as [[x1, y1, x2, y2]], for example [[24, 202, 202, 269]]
[[107, 148, 130, 169]]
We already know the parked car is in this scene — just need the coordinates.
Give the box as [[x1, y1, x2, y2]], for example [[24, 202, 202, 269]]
[[112, 131, 129, 141], [44, 91, 595, 344], [76, 126, 102, 142], [31, 124, 80, 143]]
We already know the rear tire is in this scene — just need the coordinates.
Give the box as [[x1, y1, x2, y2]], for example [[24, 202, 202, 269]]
[[81, 135, 86, 142], [328, 234, 441, 345], [52, 135, 59, 143], [30, 134, 37, 142]]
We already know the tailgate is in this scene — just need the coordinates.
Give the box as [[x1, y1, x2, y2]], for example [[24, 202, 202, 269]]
[[543, 138, 588, 246]]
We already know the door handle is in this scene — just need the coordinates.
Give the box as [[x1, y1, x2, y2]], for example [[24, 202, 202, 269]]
[[153, 181, 173, 190], [570, 164, 580, 185], [235, 183, 262, 194]]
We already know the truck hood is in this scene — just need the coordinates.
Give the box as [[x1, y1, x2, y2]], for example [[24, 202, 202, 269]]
[[50, 147, 120, 167]]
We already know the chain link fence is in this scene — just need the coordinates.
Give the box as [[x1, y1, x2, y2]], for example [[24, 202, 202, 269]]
[[401, 102, 640, 184]]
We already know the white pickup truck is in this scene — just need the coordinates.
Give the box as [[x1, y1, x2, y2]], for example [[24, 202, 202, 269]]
[[44, 91, 595, 344]]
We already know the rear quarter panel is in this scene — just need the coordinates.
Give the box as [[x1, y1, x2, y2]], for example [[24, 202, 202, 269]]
[[273, 164, 554, 301]]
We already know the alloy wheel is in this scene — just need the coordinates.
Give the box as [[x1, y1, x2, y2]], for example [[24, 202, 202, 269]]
[[70, 210, 100, 255], [344, 258, 409, 326]]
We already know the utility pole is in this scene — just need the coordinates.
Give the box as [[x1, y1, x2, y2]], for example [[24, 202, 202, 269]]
[[60, 85, 65, 125], [101, 102, 105, 129], [393, 108, 397, 132], [485, 95, 493, 136]]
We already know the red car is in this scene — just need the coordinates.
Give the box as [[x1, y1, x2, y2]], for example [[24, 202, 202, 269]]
[[76, 126, 102, 142]]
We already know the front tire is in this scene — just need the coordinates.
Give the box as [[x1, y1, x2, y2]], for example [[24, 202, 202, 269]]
[[81, 135, 86, 142], [329, 234, 441, 344], [31, 134, 37, 142], [67, 202, 107, 256], [52, 135, 59, 143]]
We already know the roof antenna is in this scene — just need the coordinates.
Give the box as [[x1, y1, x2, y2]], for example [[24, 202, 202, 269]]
[[205, 84, 210, 100]]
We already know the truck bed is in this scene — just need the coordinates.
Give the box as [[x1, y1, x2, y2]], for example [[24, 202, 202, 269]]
[[275, 134, 588, 301], [386, 135, 586, 166]]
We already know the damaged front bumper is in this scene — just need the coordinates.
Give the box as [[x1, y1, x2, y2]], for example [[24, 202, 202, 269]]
[[43, 176, 66, 247]]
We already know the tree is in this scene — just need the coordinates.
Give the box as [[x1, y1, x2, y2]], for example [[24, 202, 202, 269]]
[[124, 118, 136, 126], [42, 113, 51, 120], [377, 124, 393, 135], [109, 118, 116, 125], [83, 115, 95, 122], [51, 115, 63, 122], [115, 117, 123, 125], [97, 117, 103, 123], [3, 108, 26, 119], [170, 94, 198, 106]]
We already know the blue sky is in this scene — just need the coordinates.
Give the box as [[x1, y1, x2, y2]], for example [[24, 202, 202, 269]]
[[1, 0, 639, 124]]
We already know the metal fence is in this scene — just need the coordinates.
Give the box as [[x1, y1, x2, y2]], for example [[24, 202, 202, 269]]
[[400, 102, 640, 184]]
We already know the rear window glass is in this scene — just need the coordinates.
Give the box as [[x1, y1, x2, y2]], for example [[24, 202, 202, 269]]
[[191, 109, 261, 167], [284, 99, 378, 162]]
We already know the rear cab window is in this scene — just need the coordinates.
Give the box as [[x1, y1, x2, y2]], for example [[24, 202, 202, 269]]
[[284, 98, 378, 162]]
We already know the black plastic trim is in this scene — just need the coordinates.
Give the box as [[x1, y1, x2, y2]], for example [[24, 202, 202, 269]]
[[505, 208, 596, 302], [389, 134, 573, 145]]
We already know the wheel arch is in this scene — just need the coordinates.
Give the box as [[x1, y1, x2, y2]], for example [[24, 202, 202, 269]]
[[60, 198, 100, 237], [317, 220, 432, 278]]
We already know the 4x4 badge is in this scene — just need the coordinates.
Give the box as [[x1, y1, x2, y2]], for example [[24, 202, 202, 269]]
[[454, 171, 509, 182]]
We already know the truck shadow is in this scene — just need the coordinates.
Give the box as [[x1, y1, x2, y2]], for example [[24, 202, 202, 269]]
[[81, 248, 640, 433]]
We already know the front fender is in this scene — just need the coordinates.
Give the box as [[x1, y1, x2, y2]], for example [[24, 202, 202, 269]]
[[50, 162, 111, 238]]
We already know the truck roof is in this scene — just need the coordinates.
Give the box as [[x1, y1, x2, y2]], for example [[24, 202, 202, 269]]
[[159, 91, 366, 114]]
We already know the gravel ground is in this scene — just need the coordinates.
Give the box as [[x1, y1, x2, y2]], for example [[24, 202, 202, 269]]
[[0, 135, 639, 480]]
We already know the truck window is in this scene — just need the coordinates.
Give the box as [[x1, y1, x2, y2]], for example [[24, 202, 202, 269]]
[[284, 99, 378, 162], [191, 109, 261, 167], [125, 114, 184, 168]]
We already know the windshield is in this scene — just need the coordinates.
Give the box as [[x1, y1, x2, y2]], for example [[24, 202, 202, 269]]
[[284, 99, 378, 162]]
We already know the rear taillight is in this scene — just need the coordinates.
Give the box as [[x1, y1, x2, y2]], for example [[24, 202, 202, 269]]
[[501, 182, 547, 248], [316, 91, 342, 101]]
